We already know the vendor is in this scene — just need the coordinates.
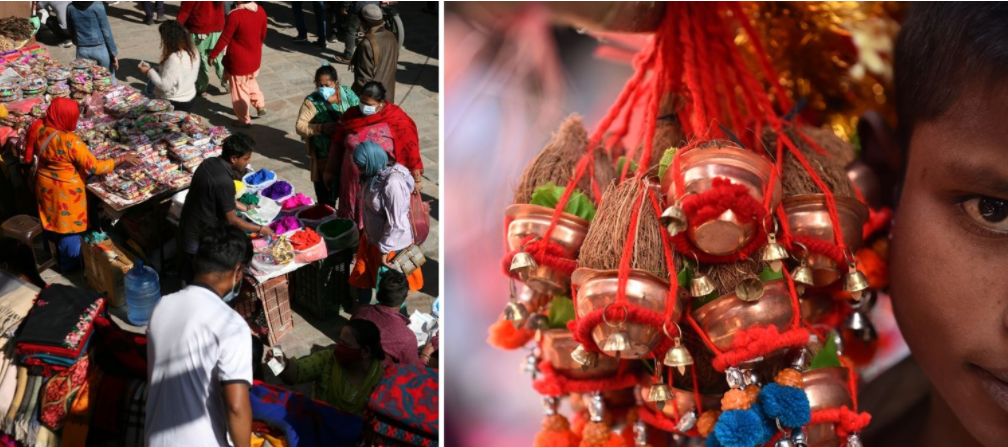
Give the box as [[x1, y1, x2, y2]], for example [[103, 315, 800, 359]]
[[267, 319, 385, 416], [353, 269, 435, 367], [178, 132, 274, 285], [27, 98, 139, 272]]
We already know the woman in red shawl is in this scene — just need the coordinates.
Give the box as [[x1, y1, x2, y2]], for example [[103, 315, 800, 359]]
[[323, 81, 422, 226], [26, 98, 138, 271]]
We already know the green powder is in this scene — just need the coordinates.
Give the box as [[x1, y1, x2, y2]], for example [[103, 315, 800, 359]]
[[238, 192, 260, 207], [318, 218, 353, 238]]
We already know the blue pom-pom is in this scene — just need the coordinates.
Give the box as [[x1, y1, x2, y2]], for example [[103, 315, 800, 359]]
[[712, 409, 767, 447], [749, 402, 776, 445], [759, 383, 812, 428], [705, 432, 723, 447]]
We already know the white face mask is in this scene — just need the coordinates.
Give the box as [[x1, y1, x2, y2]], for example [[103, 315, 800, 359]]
[[360, 104, 378, 116], [222, 267, 242, 303]]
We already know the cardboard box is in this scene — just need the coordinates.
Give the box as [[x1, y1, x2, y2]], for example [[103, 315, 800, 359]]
[[82, 240, 136, 308]]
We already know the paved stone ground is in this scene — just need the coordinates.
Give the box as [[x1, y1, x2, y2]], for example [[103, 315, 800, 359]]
[[35, 1, 439, 368]]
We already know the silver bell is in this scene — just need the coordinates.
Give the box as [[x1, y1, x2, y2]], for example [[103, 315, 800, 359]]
[[775, 439, 796, 447], [844, 310, 878, 343], [675, 410, 697, 432], [726, 367, 746, 389], [522, 352, 539, 377], [792, 428, 808, 447], [847, 434, 863, 447]]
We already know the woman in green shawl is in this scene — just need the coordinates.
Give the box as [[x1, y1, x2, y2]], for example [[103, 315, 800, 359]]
[[295, 64, 360, 206], [268, 319, 385, 415]]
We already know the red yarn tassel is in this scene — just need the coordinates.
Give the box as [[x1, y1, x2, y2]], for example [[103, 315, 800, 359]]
[[487, 318, 534, 350], [579, 421, 627, 447], [534, 414, 579, 447]]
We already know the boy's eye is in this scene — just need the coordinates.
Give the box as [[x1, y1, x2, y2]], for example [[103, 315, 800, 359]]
[[962, 196, 1008, 226]]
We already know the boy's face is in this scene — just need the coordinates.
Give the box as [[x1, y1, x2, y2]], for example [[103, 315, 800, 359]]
[[891, 80, 1008, 445]]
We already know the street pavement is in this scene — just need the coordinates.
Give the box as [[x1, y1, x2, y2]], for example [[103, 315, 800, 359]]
[[36, 1, 440, 365]]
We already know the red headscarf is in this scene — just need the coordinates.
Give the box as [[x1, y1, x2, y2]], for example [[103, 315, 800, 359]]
[[23, 98, 81, 161], [331, 103, 422, 172]]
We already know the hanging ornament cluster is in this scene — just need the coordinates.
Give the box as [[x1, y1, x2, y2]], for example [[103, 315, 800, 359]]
[[489, 2, 890, 446]]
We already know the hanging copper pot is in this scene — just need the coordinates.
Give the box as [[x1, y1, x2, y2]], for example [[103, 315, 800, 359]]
[[690, 279, 793, 352], [572, 268, 682, 360], [540, 329, 620, 380], [800, 292, 839, 327], [803, 367, 855, 447], [505, 204, 591, 295], [782, 195, 869, 287], [637, 372, 723, 421], [659, 145, 782, 256]]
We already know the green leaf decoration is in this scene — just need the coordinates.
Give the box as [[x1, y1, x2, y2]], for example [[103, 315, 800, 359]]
[[529, 183, 597, 221], [547, 296, 576, 330], [615, 156, 639, 176], [759, 265, 784, 282], [810, 333, 842, 370], [657, 147, 679, 179]]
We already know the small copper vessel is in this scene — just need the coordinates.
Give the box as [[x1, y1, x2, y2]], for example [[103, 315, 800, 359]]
[[803, 367, 855, 447], [540, 329, 620, 380], [505, 204, 591, 295], [799, 292, 838, 326], [637, 372, 723, 420], [572, 268, 681, 360], [782, 195, 869, 287], [660, 145, 782, 256], [690, 279, 793, 351]]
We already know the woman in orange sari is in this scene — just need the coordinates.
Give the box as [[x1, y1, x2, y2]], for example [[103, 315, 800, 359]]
[[26, 98, 138, 271]]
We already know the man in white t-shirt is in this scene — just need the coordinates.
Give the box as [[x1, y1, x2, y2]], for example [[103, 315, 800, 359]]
[[146, 225, 253, 447]]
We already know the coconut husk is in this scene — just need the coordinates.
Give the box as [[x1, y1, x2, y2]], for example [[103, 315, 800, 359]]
[[698, 260, 764, 297], [592, 145, 618, 193], [577, 177, 672, 279], [514, 114, 597, 204], [635, 94, 687, 173], [764, 127, 856, 199], [800, 126, 857, 167]]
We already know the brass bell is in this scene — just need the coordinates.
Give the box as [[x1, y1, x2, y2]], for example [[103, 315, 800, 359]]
[[663, 344, 694, 376], [571, 344, 599, 370], [601, 331, 631, 359], [646, 382, 674, 403], [503, 301, 530, 328], [843, 266, 870, 301], [660, 205, 688, 237], [691, 270, 717, 298], [759, 224, 789, 273], [791, 263, 815, 295], [509, 250, 538, 281], [735, 275, 764, 302], [524, 313, 549, 331]]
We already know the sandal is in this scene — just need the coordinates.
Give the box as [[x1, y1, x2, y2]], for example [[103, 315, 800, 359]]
[[256, 107, 267, 117], [232, 120, 251, 128], [332, 55, 352, 65]]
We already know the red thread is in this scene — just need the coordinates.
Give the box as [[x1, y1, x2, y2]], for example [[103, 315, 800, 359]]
[[708, 325, 811, 372], [501, 236, 578, 277], [809, 407, 871, 437], [532, 361, 639, 396], [570, 304, 672, 354]]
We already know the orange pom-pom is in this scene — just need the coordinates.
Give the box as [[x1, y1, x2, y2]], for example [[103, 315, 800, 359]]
[[775, 368, 803, 388], [487, 318, 534, 350], [720, 389, 752, 411], [744, 385, 761, 402], [696, 410, 721, 437], [535, 415, 577, 447], [579, 421, 626, 447], [856, 247, 888, 289]]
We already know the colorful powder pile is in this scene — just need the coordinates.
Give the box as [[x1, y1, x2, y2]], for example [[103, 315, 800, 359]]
[[246, 168, 275, 185], [289, 228, 322, 250], [281, 193, 314, 210], [261, 181, 293, 200], [298, 204, 335, 221], [269, 216, 302, 234], [238, 192, 260, 207], [318, 218, 353, 238]]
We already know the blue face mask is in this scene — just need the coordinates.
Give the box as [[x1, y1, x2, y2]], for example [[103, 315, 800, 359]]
[[318, 86, 336, 100], [222, 268, 242, 303], [360, 104, 378, 116]]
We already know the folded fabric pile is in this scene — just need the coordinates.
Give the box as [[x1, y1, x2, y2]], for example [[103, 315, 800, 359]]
[[14, 285, 104, 378], [249, 381, 361, 447], [364, 365, 439, 447]]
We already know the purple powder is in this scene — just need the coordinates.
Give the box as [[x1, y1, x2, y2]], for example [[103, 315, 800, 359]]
[[261, 181, 293, 200], [270, 215, 302, 234]]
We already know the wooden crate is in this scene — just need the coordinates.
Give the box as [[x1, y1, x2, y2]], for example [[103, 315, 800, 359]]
[[232, 274, 293, 345], [290, 248, 354, 320]]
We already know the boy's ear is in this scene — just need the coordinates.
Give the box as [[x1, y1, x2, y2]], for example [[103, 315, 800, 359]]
[[855, 110, 904, 209]]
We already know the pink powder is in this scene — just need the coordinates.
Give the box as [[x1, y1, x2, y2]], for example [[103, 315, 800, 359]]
[[282, 193, 314, 210]]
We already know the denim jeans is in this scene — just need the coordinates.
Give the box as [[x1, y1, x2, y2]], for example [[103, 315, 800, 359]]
[[76, 45, 116, 84], [292, 1, 326, 43], [44, 230, 82, 273]]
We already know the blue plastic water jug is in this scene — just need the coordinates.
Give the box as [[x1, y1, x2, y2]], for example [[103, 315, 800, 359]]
[[125, 260, 161, 326]]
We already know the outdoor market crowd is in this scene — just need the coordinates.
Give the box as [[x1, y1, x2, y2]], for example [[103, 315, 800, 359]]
[[0, 1, 436, 446]]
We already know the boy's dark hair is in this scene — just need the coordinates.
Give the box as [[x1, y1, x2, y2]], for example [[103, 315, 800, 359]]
[[895, 3, 1008, 149], [221, 133, 255, 161], [314, 64, 338, 85], [194, 225, 253, 275], [361, 81, 386, 101], [346, 319, 386, 361], [376, 269, 409, 308]]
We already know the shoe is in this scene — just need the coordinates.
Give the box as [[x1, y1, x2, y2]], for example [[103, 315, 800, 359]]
[[144, 18, 154, 25], [59, 40, 72, 48], [155, 15, 165, 23], [316, 40, 327, 49], [232, 120, 251, 128], [293, 36, 308, 44], [256, 107, 266, 117], [327, 35, 338, 43], [221, 82, 230, 94], [332, 55, 351, 65]]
